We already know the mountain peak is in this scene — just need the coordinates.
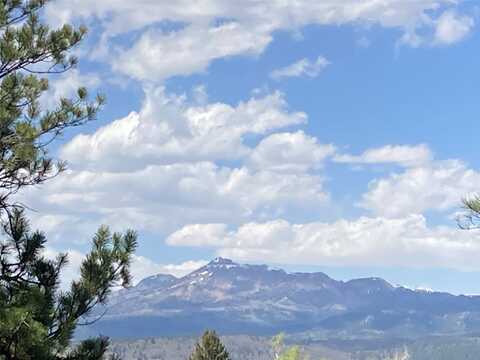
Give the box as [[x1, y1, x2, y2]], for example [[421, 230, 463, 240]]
[[208, 257, 237, 266], [135, 273, 177, 289], [98, 258, 480, 340]]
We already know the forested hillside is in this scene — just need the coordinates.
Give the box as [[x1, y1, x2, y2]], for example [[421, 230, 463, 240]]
[[106, 335, 480, 360]]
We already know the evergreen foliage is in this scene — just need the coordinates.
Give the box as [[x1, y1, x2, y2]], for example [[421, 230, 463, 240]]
[[0, 0, 103, 214], [0, 3, 130, 358], [0, 209, 137, 359], [459, 195, 480, 229], [189, 330, 231, 360]]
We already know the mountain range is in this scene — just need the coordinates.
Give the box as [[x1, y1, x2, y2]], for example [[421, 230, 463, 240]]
[[83, 257, 480, 340]]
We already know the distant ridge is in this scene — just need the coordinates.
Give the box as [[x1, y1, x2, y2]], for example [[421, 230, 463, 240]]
[[82, 258, 480, 339]]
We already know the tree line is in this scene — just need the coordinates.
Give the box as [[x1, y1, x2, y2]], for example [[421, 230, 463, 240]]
[[188, 330, 308, 360]]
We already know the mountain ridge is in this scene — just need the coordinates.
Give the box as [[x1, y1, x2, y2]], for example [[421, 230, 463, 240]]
[[82, 257, 480, 339]]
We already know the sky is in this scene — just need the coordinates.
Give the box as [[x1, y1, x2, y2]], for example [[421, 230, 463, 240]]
[[23, 0, 480, 295]]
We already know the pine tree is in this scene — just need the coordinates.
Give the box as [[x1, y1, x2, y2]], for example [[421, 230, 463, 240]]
[[0, 209, 137, 359], [0, 0, 103, 215], [0, 2, 134, 358], [189, 330, 231, 360], [459, 195, 480, 229]]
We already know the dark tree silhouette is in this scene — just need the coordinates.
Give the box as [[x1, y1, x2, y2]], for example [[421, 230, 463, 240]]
[[189, 330, 231, 360]]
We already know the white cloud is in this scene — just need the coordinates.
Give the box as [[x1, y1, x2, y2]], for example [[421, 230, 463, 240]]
[[113, 23, 272, 81], [247, 131, 335, 172], [46, 1, 461, 37], [361, 159, 480, 217], [334, 144, 433, 167], [166, 224, 227, 246], [166, 215, 480, 270], [20, 87, 330, 240], [29, 213, 101, 247], [130, 256, 207, 283], [166, 224, 229, 247], [270, 56, 330, 80], [62, 88, 306, 172], [400, 9, 475, 47], [45, 1, 472, 82], [434, 10, 474, 45], [157, 260, 208, 278], [23, 161, 329, 238]]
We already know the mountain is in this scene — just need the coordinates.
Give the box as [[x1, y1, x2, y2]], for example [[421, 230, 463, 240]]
[[83, 258, 480, 339]]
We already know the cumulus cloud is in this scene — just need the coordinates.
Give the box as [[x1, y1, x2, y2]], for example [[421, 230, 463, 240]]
[[130, 256, 207, 283], [113, 23, 272, 81], [334, 145, 480, 219], [166, 215, 480, 270], [62, 88, 306, 172], [22, 161, 330, 239], [334, 144, 433, 167], [45, 0, 473, 82], [46, 1, 463, 38], [20, 87, 331, 240], [399, 9, 474, 47], [247, 131, 335, 172], [361, 160, 480, 217], [434, 10, 474, 45], [270, 56, 330, 80], [166, 224, 228, 247]]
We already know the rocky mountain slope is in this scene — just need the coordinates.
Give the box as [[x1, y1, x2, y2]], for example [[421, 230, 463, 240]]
[[83, 258, 480, 339]]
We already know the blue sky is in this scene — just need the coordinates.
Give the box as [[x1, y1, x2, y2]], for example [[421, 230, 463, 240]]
[[25, 0, 480, 294]]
